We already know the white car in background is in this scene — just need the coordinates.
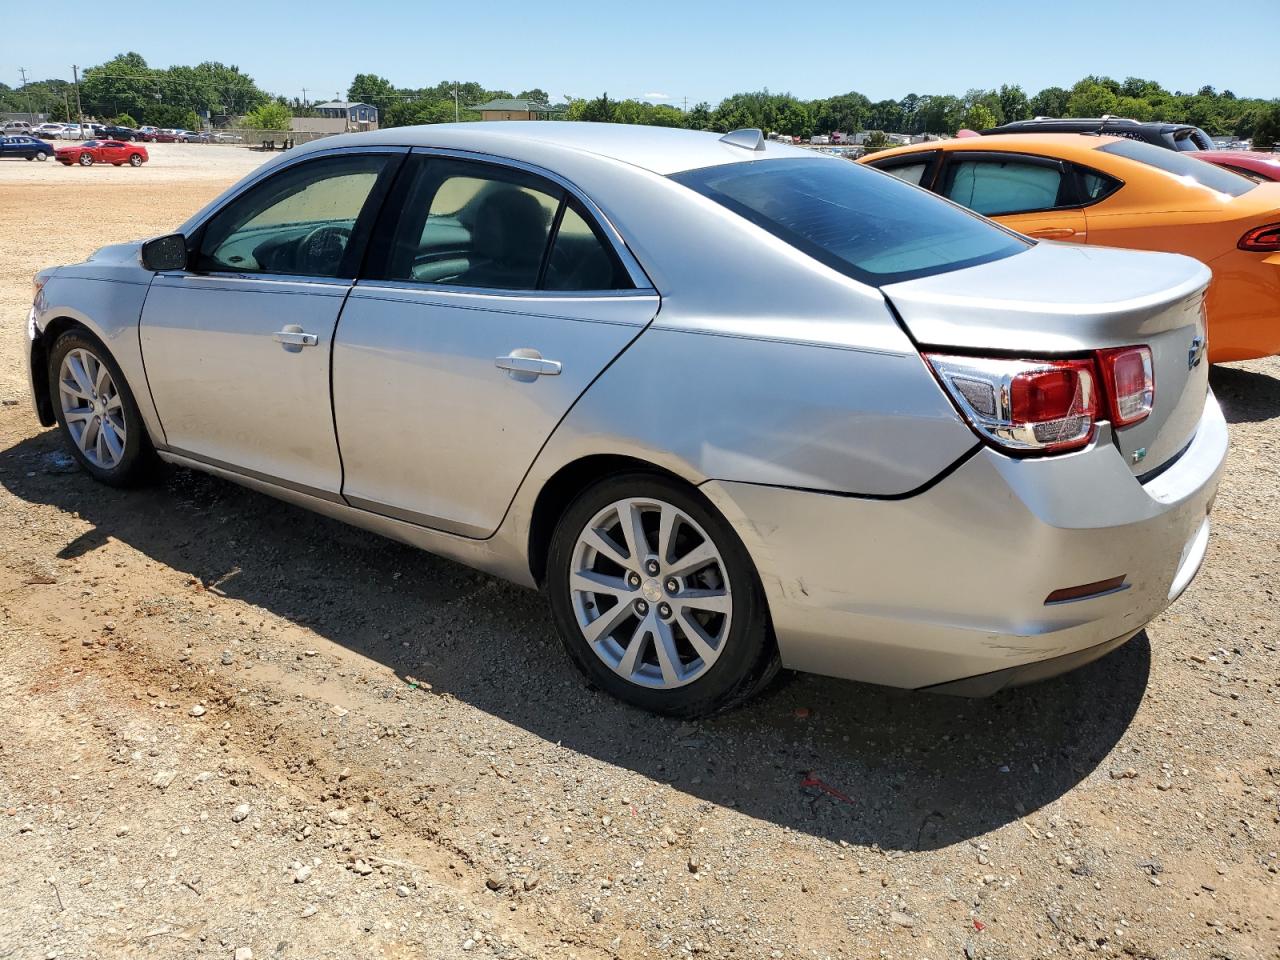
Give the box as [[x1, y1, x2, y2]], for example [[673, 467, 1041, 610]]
[[35, 123, 68, 139], [57, 124, 86, 140]]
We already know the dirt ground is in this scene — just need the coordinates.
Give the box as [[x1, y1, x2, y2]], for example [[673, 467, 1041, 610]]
[[0, 143, 1277, 960]]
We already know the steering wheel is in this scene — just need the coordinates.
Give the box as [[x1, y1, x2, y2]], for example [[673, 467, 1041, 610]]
[[299, 224, 352, 275]]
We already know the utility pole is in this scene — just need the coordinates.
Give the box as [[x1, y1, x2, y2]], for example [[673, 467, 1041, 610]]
[[454, 82, 459, 122], [682, 96, 688, 112], [72, 64, 84, 127], [301, 87, 308, 110], [19, 67, 35, 120]]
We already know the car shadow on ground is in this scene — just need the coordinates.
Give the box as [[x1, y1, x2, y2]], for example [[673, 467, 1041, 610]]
[[1, 428, 1147, 852], [1211, 363, 1280, 424]]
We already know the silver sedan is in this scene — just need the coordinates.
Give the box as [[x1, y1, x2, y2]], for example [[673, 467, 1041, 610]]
[[25, 122, 1226, 716]]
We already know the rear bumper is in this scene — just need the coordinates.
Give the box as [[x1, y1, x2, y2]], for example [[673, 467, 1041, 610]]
[[702, 394, 1227, 691]]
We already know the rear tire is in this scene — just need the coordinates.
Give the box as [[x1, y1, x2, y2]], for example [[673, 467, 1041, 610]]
[[47, 330, 158, 487], [546, 471, 778, 717], [129, 153, 143, 167], [78, 153, 93, 166], [36, 153, 47, 161]]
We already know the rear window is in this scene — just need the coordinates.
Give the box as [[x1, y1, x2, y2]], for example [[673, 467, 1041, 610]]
[[1098, 139, 1255, 196], [671, 157, 1028, 286]]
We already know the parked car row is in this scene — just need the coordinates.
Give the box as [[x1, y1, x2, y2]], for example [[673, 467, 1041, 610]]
[[2, 121, 240, 143], [26, 122, 1232, 715]]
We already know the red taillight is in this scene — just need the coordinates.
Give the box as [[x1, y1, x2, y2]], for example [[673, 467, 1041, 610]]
[[1096, 346, 1154, 426], [1239, 222, 1280, 252], [926, 355, 1098, 453], [927, 346, 1156, 456]]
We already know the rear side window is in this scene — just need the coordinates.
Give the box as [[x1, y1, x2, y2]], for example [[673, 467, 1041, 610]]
[[1078, 168, 1123, 202], [1098, 139, 1256, 196], [876, 160, 931, 186], [672, 157, 1028, 287], [374, 156, 632, 292], [940, 156, 1069, 215]]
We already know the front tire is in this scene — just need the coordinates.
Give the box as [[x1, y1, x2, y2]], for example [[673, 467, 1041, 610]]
[[129, 153, 143, 167], [546, 472, 778, 717], [78, 153, 93, 166], [48, 331, 157, 487]]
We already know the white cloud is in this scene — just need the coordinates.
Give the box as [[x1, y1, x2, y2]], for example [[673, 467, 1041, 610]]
[[642, 92, 671, 101]]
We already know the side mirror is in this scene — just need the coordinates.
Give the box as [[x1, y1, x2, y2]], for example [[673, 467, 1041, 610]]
[[140, 233, 189, 272]]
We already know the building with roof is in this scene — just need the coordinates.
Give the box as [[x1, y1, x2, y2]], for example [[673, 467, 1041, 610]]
[[290, 101, 379, 134], [471, 98, 557, 122]]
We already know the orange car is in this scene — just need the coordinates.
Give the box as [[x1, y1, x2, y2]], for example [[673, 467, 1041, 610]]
[[860, 134, 1280, 362]]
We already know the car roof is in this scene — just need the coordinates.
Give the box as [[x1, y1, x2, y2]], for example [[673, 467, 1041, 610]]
[[285, 121, 815, 176], [990, 118, 1195, 133], [869, 132, 1123, 162]]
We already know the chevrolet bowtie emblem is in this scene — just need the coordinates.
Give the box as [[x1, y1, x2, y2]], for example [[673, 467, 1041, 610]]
[[1188, 336, 1205, 370]]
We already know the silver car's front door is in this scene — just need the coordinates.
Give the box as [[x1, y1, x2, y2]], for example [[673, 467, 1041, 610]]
[[139, 151, 401, 498], [332, 153, 658, 538]]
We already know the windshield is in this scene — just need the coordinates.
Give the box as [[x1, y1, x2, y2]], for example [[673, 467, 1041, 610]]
[[1099, 139, 1255, 196], [671, 157, 1028, 286]]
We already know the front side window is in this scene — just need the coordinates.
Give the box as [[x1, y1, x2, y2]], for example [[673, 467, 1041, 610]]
[[672, 157, 1028, 287], [375, 156, 632, 292], [196, 153, 391, 278], [940, 156, 1069, 216], [1098, 138, 1256, 197]]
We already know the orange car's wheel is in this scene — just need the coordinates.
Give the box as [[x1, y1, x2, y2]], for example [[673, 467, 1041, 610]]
[[128, 154, 143, 167], [78, 153, 93, 166]]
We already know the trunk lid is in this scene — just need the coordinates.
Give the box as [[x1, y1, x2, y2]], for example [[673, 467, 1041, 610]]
[[882, 242, 1211, 477]]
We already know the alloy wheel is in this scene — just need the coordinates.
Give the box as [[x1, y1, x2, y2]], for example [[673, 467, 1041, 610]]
[[569, 497, 732, 689], [58, 347, 126, 469]]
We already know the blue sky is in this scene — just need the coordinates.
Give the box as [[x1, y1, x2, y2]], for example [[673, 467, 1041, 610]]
[[6, 0, 1277, 105]]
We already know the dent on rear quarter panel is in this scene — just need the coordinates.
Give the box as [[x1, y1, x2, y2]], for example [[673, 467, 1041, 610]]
[[521, 323, 975, 498]]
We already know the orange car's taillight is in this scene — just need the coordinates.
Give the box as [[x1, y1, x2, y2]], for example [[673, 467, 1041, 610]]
[[1239, 222, 1280, 252]]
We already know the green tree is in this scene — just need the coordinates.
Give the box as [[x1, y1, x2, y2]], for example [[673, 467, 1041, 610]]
[[1066, 81, 1118, 117], [517, 88, 549, 103], [385, 98, 459, 126], [812, 92, 871, 135], [1029, 86, 1069, 117], [963, 103, 998, 131], [142, 103, 201, 129], [241, 102, 292, 130], [684, 102, 713, 130], [917, 95, 964, 134], [1251, 104, 1280, 151], [573, 93, 618, 123], [347, 73, 398, 115], [998, 84, 1030, 123], [113, 113, 137, 127]]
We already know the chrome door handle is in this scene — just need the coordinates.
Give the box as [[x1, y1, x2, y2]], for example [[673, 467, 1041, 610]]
[[495, 350, 561, 380], [273, 329, 318, 347]]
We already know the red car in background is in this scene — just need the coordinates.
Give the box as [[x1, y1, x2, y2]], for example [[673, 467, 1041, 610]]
[[1195, 150, 1280, 182], [55, 140, 148, 167]]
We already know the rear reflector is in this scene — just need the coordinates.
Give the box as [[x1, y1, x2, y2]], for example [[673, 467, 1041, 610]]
[[1045, 575, 1128, 604], [1239, 222, 1280, 252]]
